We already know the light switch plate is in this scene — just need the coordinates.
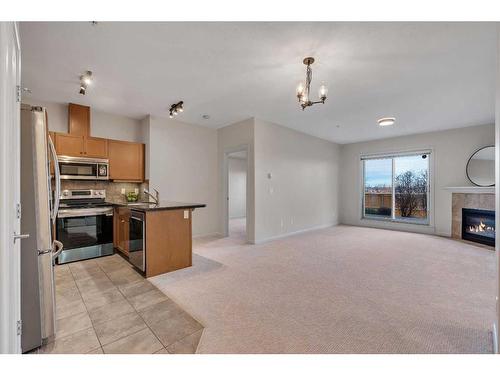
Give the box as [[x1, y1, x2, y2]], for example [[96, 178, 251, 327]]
[[184, 210, 189, 219], [134, 188, 139, 194], [121, 188, 126, 195]]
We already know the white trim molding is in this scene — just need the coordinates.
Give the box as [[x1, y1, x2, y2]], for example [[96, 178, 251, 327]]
[[253, 222, 338, 245], [444, 186, 495, 194]]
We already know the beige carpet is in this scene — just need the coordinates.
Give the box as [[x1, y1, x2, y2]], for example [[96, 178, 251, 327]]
[[229, 217, 246, 240], [149, 225, 496, 353]]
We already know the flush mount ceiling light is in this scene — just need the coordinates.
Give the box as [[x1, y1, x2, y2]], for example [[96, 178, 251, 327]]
[[296, 57, 328, 110], [377, 117, 396, 127], [169, 101, 184, 118], [79, 70, 92, 95]]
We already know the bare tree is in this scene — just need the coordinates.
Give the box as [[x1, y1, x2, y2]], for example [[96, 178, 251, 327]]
[[395, 170, 427, 217]]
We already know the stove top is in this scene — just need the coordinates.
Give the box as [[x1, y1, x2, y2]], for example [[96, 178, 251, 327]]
[[59, 200, 111, 209], [59, 189, 111, 209]]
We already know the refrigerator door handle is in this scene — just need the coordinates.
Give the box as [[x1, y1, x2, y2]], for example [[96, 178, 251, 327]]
[[13, 232, 30, 243], [48, 135, 60, 224], [51, 240, 63, 260]]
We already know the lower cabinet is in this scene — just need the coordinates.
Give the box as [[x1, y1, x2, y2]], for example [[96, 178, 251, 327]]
[[112, 207, 193, 277], [145, 209, 192, 277], [114, 207, 130, 255]]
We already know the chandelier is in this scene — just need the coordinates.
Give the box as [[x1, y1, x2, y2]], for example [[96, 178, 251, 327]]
[[295, 57, 328, 110]]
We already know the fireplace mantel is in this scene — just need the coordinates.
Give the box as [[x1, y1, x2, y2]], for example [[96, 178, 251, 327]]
[[444, 186, 495, 194]]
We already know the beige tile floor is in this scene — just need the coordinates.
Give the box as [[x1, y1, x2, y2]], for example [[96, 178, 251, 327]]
[[32, 254, 203, 354]]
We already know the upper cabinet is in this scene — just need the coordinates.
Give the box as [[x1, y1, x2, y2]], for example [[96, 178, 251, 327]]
[[51, 102, 145, 181], [55, 133, 85, 157], [68, 103, 90, 136], [54, 133, 108, 158], [108, 140, 145, 181], [85, 137, 108, 158], [54, 103, 108, 158]]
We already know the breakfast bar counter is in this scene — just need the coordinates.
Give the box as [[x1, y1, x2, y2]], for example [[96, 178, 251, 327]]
[[108, 200, 206, 277]]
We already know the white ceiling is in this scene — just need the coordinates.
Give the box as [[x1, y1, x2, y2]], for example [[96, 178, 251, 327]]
[[20, 22, 497, 144]]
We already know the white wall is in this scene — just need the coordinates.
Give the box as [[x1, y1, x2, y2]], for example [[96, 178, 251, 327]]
[[339, 124, 495, 236], [253, 118, 340, 243], [217, 118, 255, 242], [228, 157, 247, 219], [22, 99, 143, 142], [148, 116, 218, 237]]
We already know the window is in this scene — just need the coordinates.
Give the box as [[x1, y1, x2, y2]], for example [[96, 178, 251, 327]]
[[362, 151, 430, 224]]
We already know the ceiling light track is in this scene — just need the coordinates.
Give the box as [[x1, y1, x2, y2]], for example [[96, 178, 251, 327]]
[[169, 101, 184, 118], [79, 70, 93, 95], [296, 57, 328, 110]]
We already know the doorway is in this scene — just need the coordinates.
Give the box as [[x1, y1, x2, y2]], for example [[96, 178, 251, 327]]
[[226, 150, 247, 241]]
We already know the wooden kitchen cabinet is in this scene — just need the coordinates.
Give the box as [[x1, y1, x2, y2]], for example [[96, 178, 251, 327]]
[[54, 133, 108, 158], [112, 207, 195, 277], [146, 209, 193, 277], [84, 137, 108, 158], [108, 139, 145, 181], [54, 132, 85, 157], [114, 207, 130, 255], [68, 103, 90, 136], [51, 102, 144, 177]]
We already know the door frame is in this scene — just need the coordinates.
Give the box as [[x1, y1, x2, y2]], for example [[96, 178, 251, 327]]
[[0, 21, 21, 354], [494, 24, 500, 355], [222, 144, 249, 240]]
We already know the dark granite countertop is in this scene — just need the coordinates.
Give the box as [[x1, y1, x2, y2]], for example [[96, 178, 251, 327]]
[[107, 200, 206, 212]]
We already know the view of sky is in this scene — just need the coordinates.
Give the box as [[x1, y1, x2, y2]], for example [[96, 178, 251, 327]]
[[364, 155, 428, 188]]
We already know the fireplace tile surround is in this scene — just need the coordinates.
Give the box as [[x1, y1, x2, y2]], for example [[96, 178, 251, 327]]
[[452, 192, 495, 247]]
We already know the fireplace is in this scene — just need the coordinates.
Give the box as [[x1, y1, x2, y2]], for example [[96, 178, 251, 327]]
[[461, 208, 495, 246]]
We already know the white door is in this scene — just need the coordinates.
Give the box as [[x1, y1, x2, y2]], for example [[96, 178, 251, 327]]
[[0, 22, 22, 354]]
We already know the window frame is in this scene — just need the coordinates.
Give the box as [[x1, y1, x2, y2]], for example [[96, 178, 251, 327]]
[[361, 150, 432, 226]]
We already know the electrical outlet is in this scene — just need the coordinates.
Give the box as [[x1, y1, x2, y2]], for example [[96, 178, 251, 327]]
[[121, 188, 126, 195], [134, 188, 139, 194]]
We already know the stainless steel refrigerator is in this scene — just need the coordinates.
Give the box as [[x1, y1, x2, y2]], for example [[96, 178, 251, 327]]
[[20, 104, 62, 353]]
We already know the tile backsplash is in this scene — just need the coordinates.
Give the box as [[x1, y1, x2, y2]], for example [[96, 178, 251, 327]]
[[57, 180, 149, 203]]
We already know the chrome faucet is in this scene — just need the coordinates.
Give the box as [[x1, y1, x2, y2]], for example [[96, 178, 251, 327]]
[[144, 188, 159, 204]]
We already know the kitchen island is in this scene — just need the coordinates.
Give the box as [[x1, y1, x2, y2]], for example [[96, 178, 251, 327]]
[[109, 201, 206, 277]]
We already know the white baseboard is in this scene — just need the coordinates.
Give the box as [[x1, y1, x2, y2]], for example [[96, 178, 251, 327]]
[[192, 232, 223, 239], [254, 222, 338, 244]]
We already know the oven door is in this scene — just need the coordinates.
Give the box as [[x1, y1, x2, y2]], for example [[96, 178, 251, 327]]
[[56, 207, 114, 264]]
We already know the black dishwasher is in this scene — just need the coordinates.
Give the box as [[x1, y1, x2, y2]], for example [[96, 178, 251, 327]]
[[128, 210, 145, 272]]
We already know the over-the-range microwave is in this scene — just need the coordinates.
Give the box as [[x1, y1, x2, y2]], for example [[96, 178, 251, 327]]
[[58, 156, 109, 180]]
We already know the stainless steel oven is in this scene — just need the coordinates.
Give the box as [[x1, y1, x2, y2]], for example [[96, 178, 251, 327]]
[[55, 189, 114, 264], [58, 156, 109, 180]]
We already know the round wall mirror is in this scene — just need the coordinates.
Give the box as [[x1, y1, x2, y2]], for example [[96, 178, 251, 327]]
[[466, 145, 495, 187]]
